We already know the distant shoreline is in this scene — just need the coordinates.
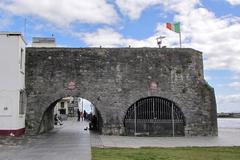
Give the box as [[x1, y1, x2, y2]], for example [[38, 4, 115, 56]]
[[218, 113, 240, 118], [218, 117, 240, 118]]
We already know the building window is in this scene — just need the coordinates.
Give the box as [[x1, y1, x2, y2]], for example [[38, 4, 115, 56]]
[[61, 102, 65, 108], [20, 48, 24, 72], [19, 90, 25, 115]]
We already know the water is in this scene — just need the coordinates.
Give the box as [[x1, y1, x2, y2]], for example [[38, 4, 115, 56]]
[[218, 118, 240, 129]]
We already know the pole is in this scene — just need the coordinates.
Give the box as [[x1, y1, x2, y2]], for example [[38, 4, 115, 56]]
[[179, 32, 182, 48], [24, 18, 27, 38], [171, 102, 175, 137], [134, 103, 137, 136]]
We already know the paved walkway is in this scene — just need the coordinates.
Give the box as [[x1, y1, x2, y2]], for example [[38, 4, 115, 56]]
[[1, 118, 240, 160], [91, 128, 240, 148], [0, 118, 91, 160], [90, 121, 240, 148]]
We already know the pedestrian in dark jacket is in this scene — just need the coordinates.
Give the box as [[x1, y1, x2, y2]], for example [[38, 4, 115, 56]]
[[77, 109, 80, 121], [84, 110, 87, 121]]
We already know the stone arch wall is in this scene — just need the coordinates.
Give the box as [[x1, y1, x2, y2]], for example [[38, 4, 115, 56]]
[[39, 100, 58, 134], [25, 48, 218, 136], [25, 90, 105, 135], [123, 96, 186, 136]]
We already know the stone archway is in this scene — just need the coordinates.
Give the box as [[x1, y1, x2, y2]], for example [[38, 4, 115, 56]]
[[124, 96, 185, 136], [25, 48, 218, 136], [38, 99, 59, 133], [25, 90, 105, 135], [37, 96, 103, 134]]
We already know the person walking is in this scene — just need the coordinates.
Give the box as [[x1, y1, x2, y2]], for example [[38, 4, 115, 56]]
[[90, 115, 97, 130], [80, 111, 84, 121], [83, 110, 87, 121], [77, 109, 80, 121]]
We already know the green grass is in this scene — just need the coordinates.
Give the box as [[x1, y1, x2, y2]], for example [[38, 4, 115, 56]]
[[92, 147, 240, 160]]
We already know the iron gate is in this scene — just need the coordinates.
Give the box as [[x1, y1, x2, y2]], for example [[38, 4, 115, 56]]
[[124, 97, 185, 136]]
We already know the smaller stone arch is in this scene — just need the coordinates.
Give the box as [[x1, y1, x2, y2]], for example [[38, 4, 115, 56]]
[[124, 96, 185, 136], [38, 99, 60, 134], [36, 96, 104, 134]]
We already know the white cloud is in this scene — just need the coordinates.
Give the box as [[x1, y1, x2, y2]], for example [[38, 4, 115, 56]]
[[166, 0, 201, 14], [226, 0, 240, 5], [78, 17, 187, 48], [115, 0, 200, 20], [115, 0, 164, 20], [232, 74, 240, 80], [80, 28, 125, 47], [79, 27, 157, 48], [0, 0, 119, 26], [217, 94, 240, 112], [229, 82, 240, 88]]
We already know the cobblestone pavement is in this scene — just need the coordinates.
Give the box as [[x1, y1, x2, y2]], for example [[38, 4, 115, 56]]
[[0, 118, 91, 160]]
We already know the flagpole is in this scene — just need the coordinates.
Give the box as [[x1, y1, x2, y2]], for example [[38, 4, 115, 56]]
[[24, 18, 27, 38]]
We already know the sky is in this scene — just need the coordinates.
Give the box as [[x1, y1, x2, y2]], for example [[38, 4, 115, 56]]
[[0, 0, 240, 113]]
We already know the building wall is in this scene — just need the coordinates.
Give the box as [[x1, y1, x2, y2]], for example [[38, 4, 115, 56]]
[[54, 101, 69, 114], [32, 37, 56, 48], [0, 33, 26, 136], [25, 48, 218, 136], [32, 42, 56, 48]]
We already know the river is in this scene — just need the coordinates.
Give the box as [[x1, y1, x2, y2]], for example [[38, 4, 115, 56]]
[[218, 118, 240, 129]]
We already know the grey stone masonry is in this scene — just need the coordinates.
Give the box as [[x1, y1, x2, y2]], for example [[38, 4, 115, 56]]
[[25, 48, 218, 136]]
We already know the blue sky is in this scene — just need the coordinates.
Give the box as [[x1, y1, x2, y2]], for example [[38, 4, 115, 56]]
[[0, 0, 240, 112]]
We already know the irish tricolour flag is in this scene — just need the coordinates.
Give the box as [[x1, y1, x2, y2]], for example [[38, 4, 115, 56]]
[[166, 22, 180, 33], [166, 22, 182, 47]]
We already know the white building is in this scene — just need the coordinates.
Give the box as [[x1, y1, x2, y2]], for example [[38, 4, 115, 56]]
[[54, 97, 76, 119], [32, 37, 56, 47], [0, 32, 27, 136]]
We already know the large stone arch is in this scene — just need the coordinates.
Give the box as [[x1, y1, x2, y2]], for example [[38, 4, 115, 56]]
[[123, 96, 185, 136], [25, 48, 218, 136]]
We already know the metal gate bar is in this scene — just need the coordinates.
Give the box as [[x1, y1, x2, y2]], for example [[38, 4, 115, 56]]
[[124, 97, 185, 136]]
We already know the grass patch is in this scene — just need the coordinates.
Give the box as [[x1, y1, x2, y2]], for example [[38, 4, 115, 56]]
[[92, 147, 240, 160]]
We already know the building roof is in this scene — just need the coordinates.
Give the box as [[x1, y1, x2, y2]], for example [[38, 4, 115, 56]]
[[0, 31, 27, 44], [0, 31, 21, 35], [32, 37, 55, 43]]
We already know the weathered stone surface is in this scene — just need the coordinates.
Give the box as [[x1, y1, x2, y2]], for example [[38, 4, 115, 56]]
[[25, 48, 218, 136]]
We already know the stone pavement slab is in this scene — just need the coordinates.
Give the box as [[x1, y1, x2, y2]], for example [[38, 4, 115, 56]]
[[1, 118, 240, 160], [0, 119, 91, 160], [90, 119, 240, 148], [91, 128, 240, 148]]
